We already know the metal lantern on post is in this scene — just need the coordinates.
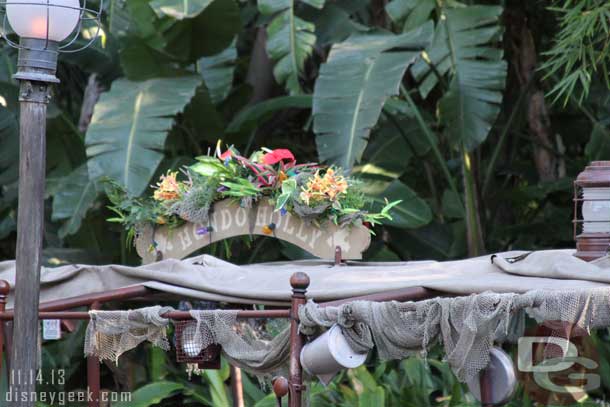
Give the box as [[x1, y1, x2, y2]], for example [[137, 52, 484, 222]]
[[573, 161, 610, 261], [0, 1, 102, 404]]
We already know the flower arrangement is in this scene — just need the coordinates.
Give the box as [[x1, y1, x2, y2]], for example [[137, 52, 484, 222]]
[[106, 141, 400, 243]]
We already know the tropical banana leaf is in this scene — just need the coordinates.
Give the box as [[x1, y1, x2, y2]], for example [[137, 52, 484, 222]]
[[410, 5, 507, 150], [369, 179, 432, 228], [439, 7, 506, 150], [385, 0, 435, 32], [51, 164, 98, 239], [259, 0, 325, 94], [313, 23, 433, 171], [359, 119, 419, 177], [150, 0, 214, 19], [85, 76, 201, 196], [108, 0, 131, 38], [227, 95, 312, 133], [113, 381, 185, 407], [310, 3, 369, 46], [198, 38, 237, 104]]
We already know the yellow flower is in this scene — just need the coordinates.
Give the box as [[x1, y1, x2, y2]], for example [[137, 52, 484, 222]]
[[153, 171, 181, 201], [278, 171, 288, 183]]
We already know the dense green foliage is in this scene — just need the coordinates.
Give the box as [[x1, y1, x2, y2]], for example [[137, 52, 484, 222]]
[[1, 0, 610, 405]]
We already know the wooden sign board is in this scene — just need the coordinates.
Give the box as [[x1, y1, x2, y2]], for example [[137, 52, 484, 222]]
[[136, 199, 371, 263]]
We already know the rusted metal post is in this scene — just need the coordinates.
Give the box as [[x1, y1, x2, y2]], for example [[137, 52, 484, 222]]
[[479, 370, 493, 407], [288, 272, 309, 407], [87, 302, 101, 407], [0, 280, 9, 380], [230, 365, 245, 407]]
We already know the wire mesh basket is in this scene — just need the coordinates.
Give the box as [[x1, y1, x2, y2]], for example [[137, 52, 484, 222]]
[[174, 319, 221, 369]]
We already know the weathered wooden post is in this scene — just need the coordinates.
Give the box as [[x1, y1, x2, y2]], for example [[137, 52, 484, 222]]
[[10, 37, 58, 405], [0, 2, 103, 404], [0, 280, 9, 378]]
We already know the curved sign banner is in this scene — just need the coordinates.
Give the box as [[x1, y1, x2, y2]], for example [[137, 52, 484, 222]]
[[136, 199, 371, 263]]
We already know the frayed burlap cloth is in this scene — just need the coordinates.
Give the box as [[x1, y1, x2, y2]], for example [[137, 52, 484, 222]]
[[82, 253, 610, 382], [84, 306, 172, 363], [299, 287, 610, 382]]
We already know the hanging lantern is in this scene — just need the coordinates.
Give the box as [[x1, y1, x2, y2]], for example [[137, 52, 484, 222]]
[[573, 161, 610, 261], [0, 0, 103, 83], [174, 320, 221, 369], [300, 324, 368, 385]]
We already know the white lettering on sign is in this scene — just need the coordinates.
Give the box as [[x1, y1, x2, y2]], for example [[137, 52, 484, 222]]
[[221, 209, 232, 230], [235, 208, 247, 227], [135, 200, 371, 262], [256, 205, 269, 226], [179, 229, 192, 251], [296, 222, 308, 243], [309, 228, 322, 249], [283, 217, 295, 234]]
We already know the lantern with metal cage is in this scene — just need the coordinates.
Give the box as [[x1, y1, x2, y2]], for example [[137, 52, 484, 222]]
[[0, 0, 103, 83], [173, 319, 221, 369], [573, 161, 610, 261]]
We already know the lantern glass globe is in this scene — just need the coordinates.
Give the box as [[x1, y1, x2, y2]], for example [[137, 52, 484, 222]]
[[6, 0, 81, 42], [582, 187, 610, 233]]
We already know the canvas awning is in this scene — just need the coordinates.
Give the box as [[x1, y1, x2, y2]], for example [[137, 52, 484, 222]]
[[0, 249, 609, 308]]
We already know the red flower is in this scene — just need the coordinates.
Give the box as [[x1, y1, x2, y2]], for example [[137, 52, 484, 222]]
[[219, 149, 233, 160], [262, 149, 295, 165]]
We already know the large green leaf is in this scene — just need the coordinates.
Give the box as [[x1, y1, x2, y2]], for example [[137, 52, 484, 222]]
[[85, 76, 201, 195], [108, 0, 132, 38], [410, 5, 506, 150], [385, 0, 435, 32], [259, 0, 325, 94], [227, 95, 312, 133], [359, 119, 422, 177], [198, 38, 237, 104], [178, 0, 241, 60], [51, 165, 98, 239], [113, 381, 184, 407], [313, 23, 432, 171], [310, 3, 369, 46], [203, 370, 231, 407], [150, 0, 214, 19], [370, 179, 432, 228]]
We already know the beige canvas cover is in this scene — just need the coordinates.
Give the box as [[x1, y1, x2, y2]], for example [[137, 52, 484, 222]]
[[0, 249, 609, 308]]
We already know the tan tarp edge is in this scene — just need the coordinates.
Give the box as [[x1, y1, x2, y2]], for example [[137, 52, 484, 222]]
[[0, 249, 608, 308]]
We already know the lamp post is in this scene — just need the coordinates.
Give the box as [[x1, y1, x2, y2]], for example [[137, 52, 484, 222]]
[[0, 1, 101, 404]]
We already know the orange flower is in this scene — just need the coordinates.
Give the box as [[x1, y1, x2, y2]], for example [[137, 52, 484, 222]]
[[153, 171, 181, 201], [300, 168, 348, 206], [278, 171, 288, 182]]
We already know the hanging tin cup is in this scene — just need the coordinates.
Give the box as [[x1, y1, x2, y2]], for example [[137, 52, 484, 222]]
[[300, 324, 368, 385]]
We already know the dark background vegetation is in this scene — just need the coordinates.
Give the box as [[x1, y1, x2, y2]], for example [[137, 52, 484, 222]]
[[1, 0, 610, 405]]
